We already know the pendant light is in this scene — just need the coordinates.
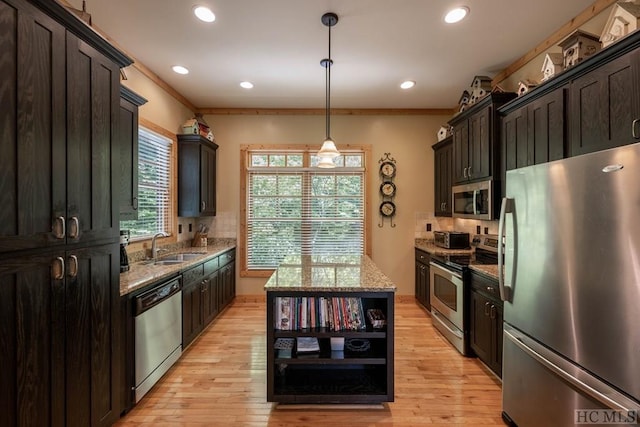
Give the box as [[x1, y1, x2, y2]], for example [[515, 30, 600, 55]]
[[317, 12, 340, 168]]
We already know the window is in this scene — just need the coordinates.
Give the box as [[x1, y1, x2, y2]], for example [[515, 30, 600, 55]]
[[120, 126, 173, 240], [241, 145, 371, 276]]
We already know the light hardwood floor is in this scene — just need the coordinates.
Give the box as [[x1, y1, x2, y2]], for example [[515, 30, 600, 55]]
[[116, 298, 504, 426]]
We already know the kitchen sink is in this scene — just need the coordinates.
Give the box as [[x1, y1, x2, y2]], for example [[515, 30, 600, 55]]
[[153, 260, 185, 266], [160, 253, 203, 261]]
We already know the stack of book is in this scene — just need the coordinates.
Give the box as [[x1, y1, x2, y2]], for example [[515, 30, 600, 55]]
[[274, 297, 368, 331]]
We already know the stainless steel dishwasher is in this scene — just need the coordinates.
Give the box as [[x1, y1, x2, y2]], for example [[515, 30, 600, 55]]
[[134, 277, 182, 402]]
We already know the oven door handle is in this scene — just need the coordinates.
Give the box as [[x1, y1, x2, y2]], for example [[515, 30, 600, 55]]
[[432, 310, 464, 339]]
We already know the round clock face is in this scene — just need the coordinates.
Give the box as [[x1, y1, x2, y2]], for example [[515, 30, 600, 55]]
[[380, 201, 396, 217], [380, 181, 396, 197], [379, 161, 396, 178]]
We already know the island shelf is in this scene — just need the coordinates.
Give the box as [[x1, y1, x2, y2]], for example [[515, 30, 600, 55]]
[[264, 255, 396, 404]]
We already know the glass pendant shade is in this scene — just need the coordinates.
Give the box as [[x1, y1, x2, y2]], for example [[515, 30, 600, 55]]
[[318, 138, 340, 159], [317, 155, 336, 168]]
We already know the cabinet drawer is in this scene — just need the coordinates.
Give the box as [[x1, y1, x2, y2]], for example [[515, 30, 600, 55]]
[[183, 264, 204, 286], [470, 271, 501, 302], [415, 249, 430, 264], [204, 257, 219, 275], [219, 250, 235, 267]]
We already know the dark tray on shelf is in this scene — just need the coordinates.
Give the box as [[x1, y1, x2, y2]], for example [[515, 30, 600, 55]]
[[274, 366, 388, 397]]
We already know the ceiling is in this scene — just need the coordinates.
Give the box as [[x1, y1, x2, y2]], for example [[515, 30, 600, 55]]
[[67, 0, 597, 110]]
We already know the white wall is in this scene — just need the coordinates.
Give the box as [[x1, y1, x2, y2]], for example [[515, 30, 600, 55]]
[[201, 113, 449, 295]]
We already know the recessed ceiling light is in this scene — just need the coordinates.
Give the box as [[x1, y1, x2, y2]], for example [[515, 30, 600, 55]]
[[172, 65, 189, 75], [194, 6, 215, 23], [444, 6, 469, 24], [400, 80, 416, 89], [240, 81, 254, 89]]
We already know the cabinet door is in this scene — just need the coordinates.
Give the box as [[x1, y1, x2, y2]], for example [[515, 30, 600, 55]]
[[433, 139, 452, 216], [502, 106, 528, 172], [528, 87, 566, 165], [118, 96, 139, 220], [491, 302, 504, 376], [202, 277, 214, 326], [452, 121, 469, 184], [469, 106, 491, 180], [66, 34, 120, 245], [469, 290, 492, 363], [182, 280, 203, 348], [570, 51, 639, 156], [64, 243, 121, 427], [0, 251, 66, 427], [200, 143, 217, 216], [0, 0, 66, 254]]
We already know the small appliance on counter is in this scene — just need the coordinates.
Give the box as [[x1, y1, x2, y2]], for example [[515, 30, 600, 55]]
[[433, 230, 470, 249], [120, 229, 130, 272]]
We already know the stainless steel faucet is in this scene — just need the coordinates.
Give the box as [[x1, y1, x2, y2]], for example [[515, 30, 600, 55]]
[[151, 232, 168, 260]]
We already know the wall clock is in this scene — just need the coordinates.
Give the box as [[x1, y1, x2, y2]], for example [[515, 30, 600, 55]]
[[380, 201, 396, 217], [378, 153, 397, 228], [380, 181, 396, 197]]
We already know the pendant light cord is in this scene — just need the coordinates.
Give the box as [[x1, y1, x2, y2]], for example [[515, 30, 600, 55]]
[[325, 23, 332, 140]]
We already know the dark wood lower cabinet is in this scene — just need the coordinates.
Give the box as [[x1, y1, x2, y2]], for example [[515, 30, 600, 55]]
[[469, 271, 503, 378], [0, 244, 121, 427], [414, 249, 430, 310]]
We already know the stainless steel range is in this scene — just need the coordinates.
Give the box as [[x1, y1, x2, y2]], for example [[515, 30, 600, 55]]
[[429, 234, 499, 355]]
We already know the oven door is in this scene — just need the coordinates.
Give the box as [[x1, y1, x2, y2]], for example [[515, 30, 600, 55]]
[[430, 262, 467, 355], [452, 180, 492, 220]]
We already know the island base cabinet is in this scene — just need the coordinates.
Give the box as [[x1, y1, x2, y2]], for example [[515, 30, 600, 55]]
[[266, 291, 394, 404]]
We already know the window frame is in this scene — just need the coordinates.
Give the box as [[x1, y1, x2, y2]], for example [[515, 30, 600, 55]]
[[122, 119, 178, 252], [240, 144, 372, 278]]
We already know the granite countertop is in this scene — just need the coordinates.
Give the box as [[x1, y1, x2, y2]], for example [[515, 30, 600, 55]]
[[414, 239, 473, 256], [469, 264, 500, 280], [120, 240, 236, 296], [264, 255, 396, 292]]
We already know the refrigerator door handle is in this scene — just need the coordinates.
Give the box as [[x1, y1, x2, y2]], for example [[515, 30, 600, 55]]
[[498, 197, 513, 301], [504, 326, 635, 413]]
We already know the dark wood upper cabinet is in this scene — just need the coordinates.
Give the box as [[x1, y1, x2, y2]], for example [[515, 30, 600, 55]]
[[178, 134, 218, 217], [449, 93, 517, 185], [118, 87, 147, 220], [433, 137, 452, 216], [569, 50, 640, 156]]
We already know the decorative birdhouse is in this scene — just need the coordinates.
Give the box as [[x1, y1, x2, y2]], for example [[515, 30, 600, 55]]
[[558, 30, 601, 70], [437, 125, 453, 142], [182, 118, 199, 135], [517, 79, 538, 97], [600, 1, 640, 48], [469, 76, 492, 104], [458, 90, 470, 112], [541, 52, 564, 81]]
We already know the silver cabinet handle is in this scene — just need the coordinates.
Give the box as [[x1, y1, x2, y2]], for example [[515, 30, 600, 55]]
[[67, 255, 78, 278], [463, 167, 468, 178], [633, 119, 640, 139], [53, 257, 65, 280], [490, 304, 496, 319], [484, 301, 490, 316], [53, 216, 66, 239], [133, 197, 138, 210], [201, 201, 206, 211], [468, 165, 472, 177], [68, 216, 79, 239], [443, 202, 446, 210]]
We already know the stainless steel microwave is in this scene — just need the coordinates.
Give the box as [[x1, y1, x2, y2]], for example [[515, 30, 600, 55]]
[[452, 180, 493, 220]]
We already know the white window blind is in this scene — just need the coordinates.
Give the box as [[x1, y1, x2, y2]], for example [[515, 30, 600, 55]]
[[246, 152, 364, 270], [120, 127, 173, 240]]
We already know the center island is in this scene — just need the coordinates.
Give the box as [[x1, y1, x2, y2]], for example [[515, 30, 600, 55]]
[[264, 255, 396, 404]]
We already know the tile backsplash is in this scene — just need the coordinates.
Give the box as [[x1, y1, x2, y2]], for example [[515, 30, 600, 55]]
[[414, 212, 498, 239], [196, 211, 237, 239]]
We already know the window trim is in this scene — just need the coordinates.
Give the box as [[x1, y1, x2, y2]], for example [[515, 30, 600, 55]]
[[239, 144, 372, 278], [124, 118, 178, 253]]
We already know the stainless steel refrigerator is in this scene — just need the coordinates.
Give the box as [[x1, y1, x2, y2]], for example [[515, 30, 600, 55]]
[[498, 143, 640, 426]]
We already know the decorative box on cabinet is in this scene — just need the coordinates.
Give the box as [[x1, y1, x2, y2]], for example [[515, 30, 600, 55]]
[[469, 270, 503, 378], [118, 86, 147, 220], [433, 136, 452, 217], [449, 92, 517, 185], [414, 249, 431, 310], [178, 134, 218, 217], [0, 0, 132, 425]]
